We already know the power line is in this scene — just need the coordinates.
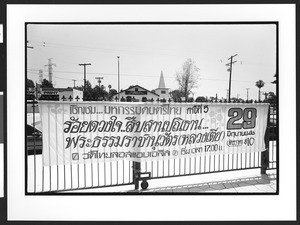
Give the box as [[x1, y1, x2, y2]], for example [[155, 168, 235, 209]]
[[27, 40, 178, 57], [27, 69, 258, 83], [27, 40, 275, 67], [27, 71, 81, 81]]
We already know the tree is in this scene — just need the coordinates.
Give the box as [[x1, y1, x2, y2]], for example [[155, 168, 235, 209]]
[[108, 88, 118, 101], [40, 79, 53, 88], [84, 80, 93, 100], [255, 80, 265, 102], [170, 89, 184, 102], [230, 97, 238, 103], [74, 86, 83, 91], [91, 85, 100, 100], [91, 84, 109, 101], [265, 91, 277, 104], [195, 96, 206, 102], [27, 78, 35, 88], [175, 58, 199, 102], [271, 74, 277, 84], [187, 97, 194, 102], [262, 92, 268, 101]]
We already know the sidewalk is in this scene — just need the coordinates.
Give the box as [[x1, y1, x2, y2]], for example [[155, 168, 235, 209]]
[[139, 171, 277, 193]]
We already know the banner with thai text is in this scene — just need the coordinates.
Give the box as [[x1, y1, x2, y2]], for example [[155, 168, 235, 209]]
[[39, 102, 269, 166]]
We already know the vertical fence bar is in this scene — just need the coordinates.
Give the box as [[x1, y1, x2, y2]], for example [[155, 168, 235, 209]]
[[83, 111, 87, 188], [40, 102, 44, 192], [62, 104, 66, 190], [261, 105, 270, 174], [47, 105, 52, 191], [90, 110, 93, 187]]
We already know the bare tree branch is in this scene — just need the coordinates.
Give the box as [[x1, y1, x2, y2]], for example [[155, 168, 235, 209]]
[[175, 58, 199, 101]]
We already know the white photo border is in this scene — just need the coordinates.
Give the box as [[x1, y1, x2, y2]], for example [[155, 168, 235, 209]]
[[7, 4, 296, 221]]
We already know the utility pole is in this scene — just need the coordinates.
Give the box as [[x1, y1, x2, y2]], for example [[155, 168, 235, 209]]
[[79, 63, 91, 99], [95, 77, 103, 87], [225, 54, 238, 102], [226, 89, 229, 101], [45, 58, 56, 85], [117, 56, 120, 101], [246, 88, 250, 101], [72, 79, 76, 88]]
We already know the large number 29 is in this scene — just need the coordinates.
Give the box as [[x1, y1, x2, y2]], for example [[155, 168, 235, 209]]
[[227, 108, 257, 130]]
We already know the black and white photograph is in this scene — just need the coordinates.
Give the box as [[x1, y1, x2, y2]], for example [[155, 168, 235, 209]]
[[6, 3, 296, 221], [26, 23, 278, 194]]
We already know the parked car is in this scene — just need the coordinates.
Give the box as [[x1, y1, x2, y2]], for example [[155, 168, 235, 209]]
[[26, 124, 42, 155]]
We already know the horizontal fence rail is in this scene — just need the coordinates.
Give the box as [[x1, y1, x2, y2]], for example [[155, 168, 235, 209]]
[[26, 100, 277, 193]]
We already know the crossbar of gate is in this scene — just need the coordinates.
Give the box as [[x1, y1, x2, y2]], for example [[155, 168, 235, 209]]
[[26, 99, 277, 193]]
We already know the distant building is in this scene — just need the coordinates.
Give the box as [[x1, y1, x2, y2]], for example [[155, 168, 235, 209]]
[[153, 71, 171, 101], [113, 85, 159, 102], [39, 87, 83, 101]]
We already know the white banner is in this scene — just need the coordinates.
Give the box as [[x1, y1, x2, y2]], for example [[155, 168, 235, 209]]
[[39, 102, 269, 166]]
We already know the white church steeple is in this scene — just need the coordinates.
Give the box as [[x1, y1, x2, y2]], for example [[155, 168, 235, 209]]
[[154, 70, 171, 101], [158, 71, 166, 89]]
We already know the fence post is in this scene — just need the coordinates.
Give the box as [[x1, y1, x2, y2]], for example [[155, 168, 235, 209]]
[[261, 105, 270, 174], [133, 161, 141, 190]]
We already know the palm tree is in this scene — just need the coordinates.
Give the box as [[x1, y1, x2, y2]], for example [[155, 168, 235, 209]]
[[256, 80, 265, 102]]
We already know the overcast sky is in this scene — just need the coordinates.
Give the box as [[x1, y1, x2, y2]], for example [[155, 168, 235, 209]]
[[27, 24, 276, 100]]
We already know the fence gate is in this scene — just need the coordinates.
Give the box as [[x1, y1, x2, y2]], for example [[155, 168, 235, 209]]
[[26, 100, 277, 193]]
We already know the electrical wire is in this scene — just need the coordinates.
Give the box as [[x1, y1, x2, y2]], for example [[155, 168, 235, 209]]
[[27, 68, 260, 83], [27, 40, 275, 67]]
